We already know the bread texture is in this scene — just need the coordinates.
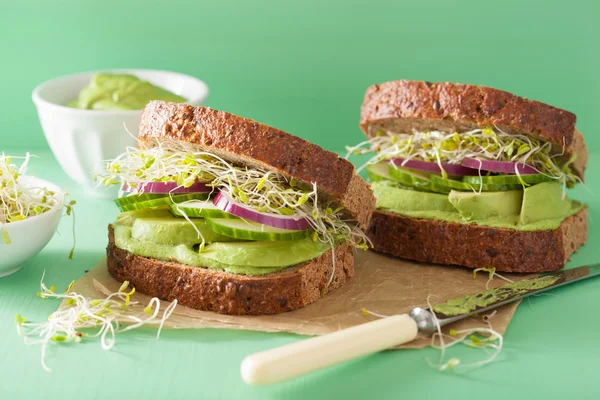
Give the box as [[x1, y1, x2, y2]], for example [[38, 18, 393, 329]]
[[360, 80, 587, 179], [106, 226, 354, 315], [367, 208, 588, 273], [139, 101, 374, 229]]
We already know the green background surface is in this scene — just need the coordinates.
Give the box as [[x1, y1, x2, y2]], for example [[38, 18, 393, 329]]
[[1, 0, 599, 399], [2, 0, 600, 152]]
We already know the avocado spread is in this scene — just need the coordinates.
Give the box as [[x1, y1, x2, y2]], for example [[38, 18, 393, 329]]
[[112, 209, 329, 276], [432, 274, 561, 316], [67, 73, 186, 110], [372, 181, 583, 231]]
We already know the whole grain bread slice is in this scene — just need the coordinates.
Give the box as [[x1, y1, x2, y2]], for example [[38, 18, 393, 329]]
[[367, 208, 588, 273], [139, 101, 374, 229], [106, 226, 354, 315], [360, 80, 587, 179]]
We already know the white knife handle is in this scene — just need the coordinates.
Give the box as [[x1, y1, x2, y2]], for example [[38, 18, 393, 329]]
[[241, 314, 418, 385]]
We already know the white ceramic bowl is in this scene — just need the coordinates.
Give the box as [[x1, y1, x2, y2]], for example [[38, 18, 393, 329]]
[[32, 69, 209, 196], [0, 177, 64, 278]]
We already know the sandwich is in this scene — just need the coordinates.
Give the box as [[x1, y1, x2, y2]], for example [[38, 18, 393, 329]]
[[347, 80, 588, 273], [99, 101, 374, 315]]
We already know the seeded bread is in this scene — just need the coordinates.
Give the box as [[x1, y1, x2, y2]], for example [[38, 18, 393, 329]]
[[360, 80, 587, 179], [139, 101, 375, 229], [106, 226, 354, 315], [367, 208, 588, 273]]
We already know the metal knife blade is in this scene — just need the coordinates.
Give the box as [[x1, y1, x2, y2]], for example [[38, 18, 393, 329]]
[[409, 264, 600, 334]]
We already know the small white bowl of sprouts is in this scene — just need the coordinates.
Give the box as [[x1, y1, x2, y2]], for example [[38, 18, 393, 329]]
[[0, 154, 65, 277]]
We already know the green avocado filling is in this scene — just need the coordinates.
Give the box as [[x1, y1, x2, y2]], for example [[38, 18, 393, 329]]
[[347, 125, 585, 232], [101, 144, 369, 278], [112, 208, 329, 276], [433, 274, 561, 316], [372, 180, 583, 231], [67, 73, 186, 110]]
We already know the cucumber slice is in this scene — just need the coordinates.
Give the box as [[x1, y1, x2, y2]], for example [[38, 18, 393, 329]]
[[115, 193, 210, 212], [366, 163, 395, 182], [116, 193, 166, 205], [170, 202, 237, 219], [430, 175, 521, 192], [463, 174, 556, 186], [387, 165, 450, 194], [205, 218, 312, 241], [430, 175, 474, 191], [365, 163, 420, 191]]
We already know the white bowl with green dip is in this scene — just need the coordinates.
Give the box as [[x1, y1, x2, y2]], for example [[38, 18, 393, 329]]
[[32, 70, 209, 196]]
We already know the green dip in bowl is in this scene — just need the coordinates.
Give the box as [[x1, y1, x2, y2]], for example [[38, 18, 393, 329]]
[[67, 73, 186, 110]]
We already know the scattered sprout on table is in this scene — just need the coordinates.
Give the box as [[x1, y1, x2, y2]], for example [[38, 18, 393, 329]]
[[16, 273, 177, 372], [362, 302, 505, 372], [472, 267, 515, 290]]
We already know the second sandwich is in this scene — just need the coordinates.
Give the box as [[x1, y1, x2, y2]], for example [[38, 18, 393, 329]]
[[347, 80, 588, 273]]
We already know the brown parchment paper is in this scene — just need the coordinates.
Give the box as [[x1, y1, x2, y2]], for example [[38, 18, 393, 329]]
[[69, 251, 529, 349]]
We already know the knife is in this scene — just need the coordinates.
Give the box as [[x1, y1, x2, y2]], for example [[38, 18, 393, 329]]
[[241, 264, 600, 385]]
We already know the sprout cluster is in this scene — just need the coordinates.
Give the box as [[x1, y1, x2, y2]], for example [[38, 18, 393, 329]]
[[98, 141, 370, 254], [0, 153, 59, 243], [362, 305, 504, 372], [427, 325, 504, 372], [346, 127, 578, 187], [472, 267, 514, 290], [16, 274, 176, 372]]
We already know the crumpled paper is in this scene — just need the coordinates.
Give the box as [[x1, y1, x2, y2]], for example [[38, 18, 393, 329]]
[[69, 250, 529, 349]]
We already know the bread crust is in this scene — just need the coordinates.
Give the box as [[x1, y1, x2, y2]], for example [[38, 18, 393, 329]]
[[106, 226, 354, 315], [367, 208, 588, 273], [139, 101, 374, 229], [360, 80, 587, 179]]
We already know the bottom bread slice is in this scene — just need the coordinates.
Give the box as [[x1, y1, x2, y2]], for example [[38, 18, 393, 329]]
[[367, 208, 588, 273], [106, 227, 354, 315]]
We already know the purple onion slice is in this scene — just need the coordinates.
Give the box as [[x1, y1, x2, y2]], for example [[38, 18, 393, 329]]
[[461, 158, 539, 175], [389, 158, 479, 176], [213, 192, 312, 231]]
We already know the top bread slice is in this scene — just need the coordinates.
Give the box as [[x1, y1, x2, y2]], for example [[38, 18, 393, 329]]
[[360, 80, 587, 180], [139, 101, 375, 230]]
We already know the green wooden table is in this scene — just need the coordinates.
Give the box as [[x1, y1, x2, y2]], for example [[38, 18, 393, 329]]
[[3, 0, 600, 397], [0, 149, 598, 399]]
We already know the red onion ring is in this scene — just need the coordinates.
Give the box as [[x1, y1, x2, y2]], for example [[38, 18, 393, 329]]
[[213, 192, 312, 231], [389, 158, 479, 176], [461, 158, 539, 175]]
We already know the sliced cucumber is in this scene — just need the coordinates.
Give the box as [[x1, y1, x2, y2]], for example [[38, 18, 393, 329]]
[[387, 165, 430, 186], [205, 218, 312, 241], [366, 163, 395, 182], [365, 164, 419, 191], [116, 193, 166, 205], [115, 193, 210, 212], [463, 174, 556, 186], [170, 201, 237, 219], [387, 165, 450, 194], [430, 175, 521, 192], [430, 175, 474, 191]]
